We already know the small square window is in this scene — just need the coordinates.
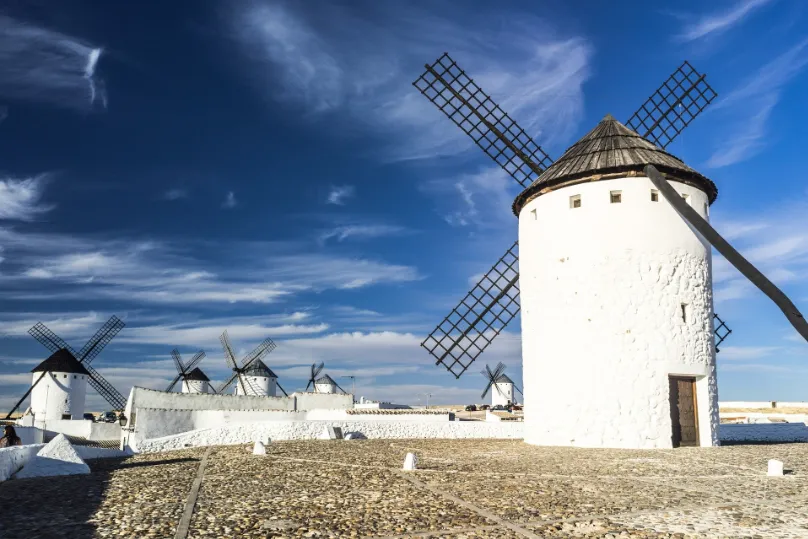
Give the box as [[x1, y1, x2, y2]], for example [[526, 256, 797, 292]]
[[530, 208, 537, 220], [704, 203, 709, 216], [681, 193, 690, 205], [610, 191, 622, 204], [651, 189, 659, 202], [570, 195, 581, 209]]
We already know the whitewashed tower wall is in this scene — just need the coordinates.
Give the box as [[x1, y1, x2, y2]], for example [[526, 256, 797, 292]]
[[30, 371, 88, 422], [491, 382, 515, 407], [518, 176, 719, 449]]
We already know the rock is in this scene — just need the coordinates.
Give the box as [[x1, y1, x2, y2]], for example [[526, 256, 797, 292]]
[[767, 459, 784, 476], [14, 434, 90, 479], [319, 426, 343, 440], [253, 441, 267, 455], [344, 432, 366, 440], [403, 452, 418, 471]]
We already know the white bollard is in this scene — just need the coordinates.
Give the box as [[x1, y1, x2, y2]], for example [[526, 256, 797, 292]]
[[403, 452, 418, 471], [767, 459, 784, 477], [253, 441, 267, 455]]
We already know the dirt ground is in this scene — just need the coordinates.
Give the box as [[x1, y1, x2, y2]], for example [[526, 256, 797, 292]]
[[2, 439, 807, 538]]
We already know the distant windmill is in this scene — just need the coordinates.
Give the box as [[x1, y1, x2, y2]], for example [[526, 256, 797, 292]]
[[305, 362, 325, 392], [414, 54, 734, 378], [5, 315, 127, 419], [165, 349, 210, 393], [216, 331, 278, 396], [480, 362, 521, 407]]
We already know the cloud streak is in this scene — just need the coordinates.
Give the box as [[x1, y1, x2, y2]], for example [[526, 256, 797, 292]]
[[0, 15, 106, 110], [326, 185, 354, 205], [318, 224, 408, 244], [706, 39, 808, 168], [674, 0, 775, 42], [0, 175, 54, 221], [229, 1, 592, 161]]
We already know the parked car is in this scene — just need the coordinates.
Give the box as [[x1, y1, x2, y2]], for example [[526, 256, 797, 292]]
[[464, 404, 477, 412], [479, 404, 490, 410], [491, 405, 506, 411], [100, 411, 117, 423], [82, 413, 96, 421]]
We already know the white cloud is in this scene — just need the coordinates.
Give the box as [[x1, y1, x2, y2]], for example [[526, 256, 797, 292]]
[[326, 185, 354, 205], [318, 224, 407, 244], [163, 189, 188, 201], [0, 15, 106, 110], [0, 228, 422, 304], [674, 0, 775, 42], [229, 1, 592, 161], [222, 191, 237, 209], [706, 39, 808, 168], [0, 175, 54, 221]]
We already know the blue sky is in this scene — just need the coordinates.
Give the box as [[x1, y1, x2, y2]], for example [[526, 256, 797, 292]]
[[1, 0, 807, 411]]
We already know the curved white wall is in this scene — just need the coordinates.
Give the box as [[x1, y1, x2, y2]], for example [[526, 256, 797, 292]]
[[518, 176, 718, 449], [30, 371, 87, 422], [491, 383, 515, 407], [234, 376, 275, 397], [182, 380, 212, 394], [315, 382, 337, 394]]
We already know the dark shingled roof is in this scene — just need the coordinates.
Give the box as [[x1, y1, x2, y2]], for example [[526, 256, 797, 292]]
[[495, 374, 514, 384], [31, 348, 90, 375], [243, 359, 276, 378], [512, 115, 718, 215], [315, 374, 336, 385], [184, 367, 210, 382]]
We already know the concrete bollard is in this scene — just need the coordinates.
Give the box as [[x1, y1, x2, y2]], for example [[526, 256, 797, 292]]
[[403, 452, 418, 471], [253, 441, 267, 455], [767, 459, 784, 476]]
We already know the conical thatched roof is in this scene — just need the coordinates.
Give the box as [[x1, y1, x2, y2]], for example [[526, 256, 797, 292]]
[[512, 114, 717, 215]]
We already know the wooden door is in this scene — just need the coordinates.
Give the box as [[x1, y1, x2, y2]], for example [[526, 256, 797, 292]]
[[669, 376, 699, 448]]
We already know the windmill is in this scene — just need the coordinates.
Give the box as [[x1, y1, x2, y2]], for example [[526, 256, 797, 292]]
[[414, 53, 808, 449], [305, 362, 325, 392], [5, 315, 127, 419], [414, 54, 734, 379], [165, 349, 209, 393], [480, 362, 522, 407], [216, 331, 283, 396]]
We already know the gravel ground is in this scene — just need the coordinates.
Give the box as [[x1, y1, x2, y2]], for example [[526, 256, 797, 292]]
[[0, 439, 805, 538]]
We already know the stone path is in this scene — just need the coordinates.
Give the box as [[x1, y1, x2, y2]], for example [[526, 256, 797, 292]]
[[0, 440, 806, 537]]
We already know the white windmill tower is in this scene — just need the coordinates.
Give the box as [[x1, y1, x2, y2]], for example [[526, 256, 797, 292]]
[[28, 349, 90, 423], [481, 363, 521, 407], [305, 362, 348, 394], [216, 331, 289, 397], [413, 56, 740, 450], [4, 316, 128, 423], [165, 349, 213, 394], [415, 54, 807, 449]]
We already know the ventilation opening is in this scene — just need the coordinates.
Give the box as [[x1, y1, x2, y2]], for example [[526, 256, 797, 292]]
[[681, 303, 689, 323], [681, 193, 690, 205], [530, 208, 537, 220], [651, 189, 659, 202], [610, 191, 622, 204], [704, 203, 709, 216], [570, 195, 581, 209]]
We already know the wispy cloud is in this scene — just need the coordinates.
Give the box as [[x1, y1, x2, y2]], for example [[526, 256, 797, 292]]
[[717, 345, 781, 361], [326, 185, 354, 205], [222, 191, 237, 209], [674, 0, 775, 42], [318, 224, 408, 244], [163, 189, 188, 201], [0, 228, 422, 304], [229, 1, 592, 161], [0, 174, 54, 221], [0, 15, 106, 110], [706, 39, 808, 168]]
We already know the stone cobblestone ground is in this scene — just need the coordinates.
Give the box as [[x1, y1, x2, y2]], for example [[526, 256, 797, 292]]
[[0, 439, 806, 538]]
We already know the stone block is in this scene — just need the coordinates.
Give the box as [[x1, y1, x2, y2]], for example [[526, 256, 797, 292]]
[[767, 459, 784, 477], [253, 441, 267, 455], [14, 434, 90, 479], [403, 452, 418, 471]]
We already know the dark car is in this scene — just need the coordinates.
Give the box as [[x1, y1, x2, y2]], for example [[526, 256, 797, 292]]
[[491, 405, 506, 411], [479, 404, 490, 410], [464, 404, 477, 412], [100, 411, 117, 423], [82, 413, 96, 421]]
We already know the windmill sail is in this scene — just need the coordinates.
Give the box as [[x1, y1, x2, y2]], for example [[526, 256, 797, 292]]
[[415, 53, 725, 377]]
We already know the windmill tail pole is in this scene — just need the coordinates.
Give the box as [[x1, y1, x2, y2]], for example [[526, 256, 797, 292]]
[[5, 371, 48, 419], [644, 165, 808, 343]]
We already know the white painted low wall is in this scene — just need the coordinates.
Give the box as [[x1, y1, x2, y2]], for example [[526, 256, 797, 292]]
[[719, 401, 808, 410], [720, 412, 808, 424], [0, 444, 129, 483], [40, 420, 121, 441], [15, 427, 44, 445], [719, 423, 808, 443], [130, 408, 453, 443], [134, 420, 525, 452]]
